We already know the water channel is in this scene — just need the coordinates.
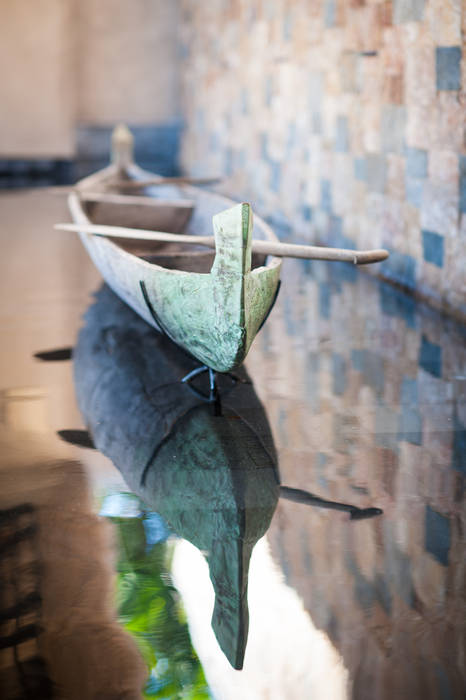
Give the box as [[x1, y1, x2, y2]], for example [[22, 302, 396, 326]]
[[0, 189, 464, 699]]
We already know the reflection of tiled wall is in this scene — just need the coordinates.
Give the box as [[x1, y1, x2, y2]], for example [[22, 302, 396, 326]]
[[179, 1, 466, 321], [246, 259, 465, 698]]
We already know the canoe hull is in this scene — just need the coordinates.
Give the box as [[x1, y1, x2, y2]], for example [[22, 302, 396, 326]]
[[69, 163, 281, 372]]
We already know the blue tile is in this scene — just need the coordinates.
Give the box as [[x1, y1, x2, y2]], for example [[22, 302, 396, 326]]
[[375, 574, 392, 615], [459, 155, 466, 214], [382, 249, 417, 290], [283, 296, 298, 337], [405, 177, 424, 207], [393, 0, 426, 24], [319, 282, 331, 319], [299, 258, 314, 275], [422, 229, 444, 267], [332, 353, 347, 396], [419, 335, 442, 377], [324, 0, 337, 28], [318, 475, 329, 491], [459, 155, 466, 177], [327, 214, 343, 240], [425, 506, 450, 566], [351, 349, 385, 397], [436, 47, 461, 91], [320, 179, 333, 212], [451, 413, 466, 475], [335, 116, 349, 152], [302, 204, 313, 221], [270, 161, 281, 192], [401, 377, 418, 405], [354, 157, 367, 182], [209, 131, 219, 150], [287, 122, 297, 153], [398, 406, 423, 445], [317, 452, 328, 468], [179, 42, 189, 60], [266, 211, 292, 239], [224, 147, 233, 176], [406, 147, 428, 178], [351, 349, 364, 372], [130, 127, 181, 176], [434, 665, 455, 700], [354, 572, 376, 612]]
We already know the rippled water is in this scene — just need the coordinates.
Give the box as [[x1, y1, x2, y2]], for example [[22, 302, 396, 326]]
[[0, 190, 464, 699]]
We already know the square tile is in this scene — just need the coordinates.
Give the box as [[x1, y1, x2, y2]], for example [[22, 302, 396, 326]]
[[436, 47, 461, 91]]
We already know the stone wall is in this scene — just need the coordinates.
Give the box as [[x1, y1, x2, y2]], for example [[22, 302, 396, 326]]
[[179, 0, 466, 321]]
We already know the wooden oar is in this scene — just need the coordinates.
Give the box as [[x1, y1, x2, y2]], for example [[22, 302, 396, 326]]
[[111, 175, 222, 189], [55, 222, 389, 265]]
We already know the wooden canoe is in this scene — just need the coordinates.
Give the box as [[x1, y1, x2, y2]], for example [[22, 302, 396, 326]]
[[68, 126, 282, 373]]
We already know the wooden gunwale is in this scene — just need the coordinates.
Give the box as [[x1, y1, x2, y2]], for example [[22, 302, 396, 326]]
[[71, 162, 282, 277]]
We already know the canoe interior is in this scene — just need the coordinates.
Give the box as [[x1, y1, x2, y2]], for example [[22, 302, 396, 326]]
[[81, 175, 270, 274]]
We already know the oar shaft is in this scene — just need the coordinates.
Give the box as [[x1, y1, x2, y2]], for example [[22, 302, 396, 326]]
[[55, 223, 214, 247], [253, 239, 388, 264], [55, 223, 389, 264], [113, 176, 221, 189]]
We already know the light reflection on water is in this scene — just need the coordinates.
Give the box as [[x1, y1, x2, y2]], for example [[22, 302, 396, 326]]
[[0, 190, 464, 699]]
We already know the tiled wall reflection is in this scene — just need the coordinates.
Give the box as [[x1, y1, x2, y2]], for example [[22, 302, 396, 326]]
[[246, 259, 465, 699]]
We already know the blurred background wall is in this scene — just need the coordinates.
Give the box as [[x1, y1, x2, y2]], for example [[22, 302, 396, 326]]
[[0, 0, 181, 178], [0, 0, 464, 318]]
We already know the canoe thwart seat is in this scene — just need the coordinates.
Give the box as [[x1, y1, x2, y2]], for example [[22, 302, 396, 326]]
[[79, 191, 195, 209]]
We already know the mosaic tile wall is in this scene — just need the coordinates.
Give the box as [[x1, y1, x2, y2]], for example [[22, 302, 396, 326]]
[[245, 259, 466, 698], [179, 0, 466, 321]]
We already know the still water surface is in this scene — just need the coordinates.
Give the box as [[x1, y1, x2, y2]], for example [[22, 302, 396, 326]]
[[0, 190, 464, 699]]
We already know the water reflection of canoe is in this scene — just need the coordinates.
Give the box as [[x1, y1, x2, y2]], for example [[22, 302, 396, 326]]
[[67, 125, 282, 373], [73, 284, 281, 670]]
